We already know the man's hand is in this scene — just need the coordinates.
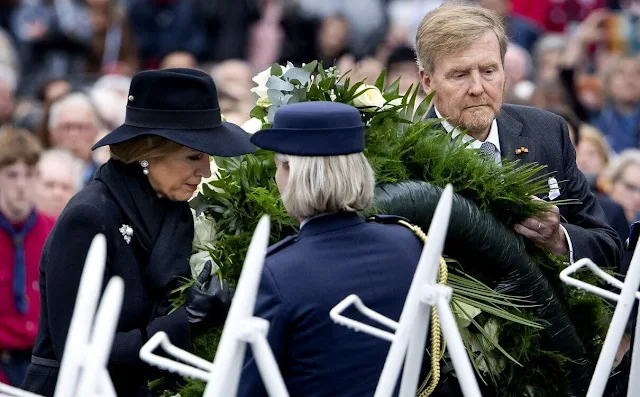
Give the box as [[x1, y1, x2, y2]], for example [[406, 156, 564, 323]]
[[514, 199, 568, 255]]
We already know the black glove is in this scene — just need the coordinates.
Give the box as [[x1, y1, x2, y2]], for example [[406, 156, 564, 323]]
[[185, 261, 233, 332]]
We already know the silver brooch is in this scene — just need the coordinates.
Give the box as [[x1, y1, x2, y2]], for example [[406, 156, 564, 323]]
[[119, 224, 134, 244]]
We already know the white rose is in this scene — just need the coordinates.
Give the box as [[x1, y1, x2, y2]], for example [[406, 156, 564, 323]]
[[352, 84, 385, 111], [189, 251, 219, 280], [251, 68, 272, 99], [383, 97, 403, 110], [452, 300, 481, 328], [192, 212, 217, 252], [241, 118, 263, 134]]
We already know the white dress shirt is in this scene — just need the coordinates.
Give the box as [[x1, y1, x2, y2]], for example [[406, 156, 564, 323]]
[[433, 107, 574, 262]]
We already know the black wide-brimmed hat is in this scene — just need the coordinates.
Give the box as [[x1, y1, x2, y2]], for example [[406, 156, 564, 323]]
[[250, 101, 365, 156], [92, 68, 256, 157]]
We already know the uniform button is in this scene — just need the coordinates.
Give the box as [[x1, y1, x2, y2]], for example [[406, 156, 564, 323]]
[[26, 321, 35, 331]]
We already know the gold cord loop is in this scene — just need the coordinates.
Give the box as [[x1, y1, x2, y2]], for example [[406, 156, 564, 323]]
[[397, 220, 448, 397]]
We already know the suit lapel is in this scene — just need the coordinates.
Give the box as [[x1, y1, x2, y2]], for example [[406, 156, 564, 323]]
[[496, 110, 533, 164]]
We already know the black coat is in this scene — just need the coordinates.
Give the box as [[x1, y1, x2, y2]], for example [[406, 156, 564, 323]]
[[21, 176, 192, 397]]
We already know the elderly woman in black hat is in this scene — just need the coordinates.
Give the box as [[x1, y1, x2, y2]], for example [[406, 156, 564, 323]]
[[21, 68, 256, 396], [238, 101, 425, 397]]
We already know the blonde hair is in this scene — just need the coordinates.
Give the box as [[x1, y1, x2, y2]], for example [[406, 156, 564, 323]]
[[109, 135, 185, 163], [415, 5, 508, 74], [603, 149, 640, 189], [276, 153, 375, 218], [578, 125, 611, 166]]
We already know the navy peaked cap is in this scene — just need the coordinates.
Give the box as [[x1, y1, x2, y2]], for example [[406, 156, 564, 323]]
[[250, 102, 365, 156]]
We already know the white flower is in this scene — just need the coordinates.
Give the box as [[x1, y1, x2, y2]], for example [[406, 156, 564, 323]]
[[196, 158, 220, 195], [241, 118, 263, 134], [192, 211, 217, 252], [256, 96, 272, 108], [251, 68, 272, 99], [452, 301, 482, 328], [189, 251, 219, 280], [383, 97, 403, 110], [352, 85, 385, 111]]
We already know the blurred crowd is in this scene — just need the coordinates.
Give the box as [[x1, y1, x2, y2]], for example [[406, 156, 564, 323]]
[[1, 0, 640, 387]]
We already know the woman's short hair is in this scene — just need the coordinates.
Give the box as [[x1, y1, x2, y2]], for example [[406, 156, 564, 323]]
[[48, 92, 102, 131], [0, 127, 41, 169], [109, 134, 185, 163], [578, 124, 611, 166], [603, 149, 640, 186], [276, 152, 375, 218], [415, 5, 508, 74]]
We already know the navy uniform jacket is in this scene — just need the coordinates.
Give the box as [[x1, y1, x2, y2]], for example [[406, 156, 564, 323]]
[[21, 179, 191, 397], [237, 211, 424, 397]]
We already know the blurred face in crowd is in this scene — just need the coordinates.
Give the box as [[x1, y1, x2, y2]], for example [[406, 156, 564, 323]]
[[317, 16, 349, 60], [576, 140, 606, 174], [477, 0, 510, 18], [0, 80, 14, 124], [0, 161, 36, 221], [147, 146, 212, 201], [274, 155, 289, 196], [421, 30, 505, 140], [609, 59, 640, 106], [160, 51, 198, 70], [388, 61, 421, 95], [36, 161, 78, 218], [43, 80, 71, 103], [610, 163, 640, 223], [50, 102, 99, 162]]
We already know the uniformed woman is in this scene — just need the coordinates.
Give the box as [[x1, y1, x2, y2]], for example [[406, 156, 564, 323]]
[[22, 68, 256, 396], [238, 101, 425, 397]]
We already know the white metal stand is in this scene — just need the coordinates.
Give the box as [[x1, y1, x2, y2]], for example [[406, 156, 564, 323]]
[[139, 215, 290, 397], [330, 184, 482, 397], [560, 239, 640, 397], [0, 234, 124, 397]]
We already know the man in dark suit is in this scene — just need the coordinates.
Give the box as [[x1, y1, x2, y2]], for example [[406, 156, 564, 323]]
[[416, 5, 621, 271]]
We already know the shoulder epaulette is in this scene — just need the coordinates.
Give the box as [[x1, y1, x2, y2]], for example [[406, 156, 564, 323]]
[[366, 214, 412, 225], [266, 234, 298, 256]]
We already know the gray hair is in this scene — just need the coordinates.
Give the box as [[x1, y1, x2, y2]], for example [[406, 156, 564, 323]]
[[48, 92, 102, 130], [604, 149, 640, 185], [38, 148, 85, 192], [532, 34, 567, 67], [276, 152, 376, 218]]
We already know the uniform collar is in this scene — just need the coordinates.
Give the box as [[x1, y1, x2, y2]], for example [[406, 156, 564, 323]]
[[297, 211, 364, 238], [435, 106, 501, 155]]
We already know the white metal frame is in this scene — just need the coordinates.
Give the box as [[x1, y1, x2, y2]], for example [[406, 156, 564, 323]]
[[330, 184, 482, 397], [0, 234, 124, 397], [140, 215, 290, 397], [560, 239, 640, 397]]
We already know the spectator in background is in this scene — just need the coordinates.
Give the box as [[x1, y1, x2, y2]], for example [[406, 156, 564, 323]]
[[10, 0, 93, 96], [159, 51, 198, 70], [603, 149, 640, 224], [477, 0, 540, 53], [85, 0, 139, 76], [316, 15, 350, 66], [127, 0, 208, 69], [0, 128, 55, 387], [576, 125, 611, 176], [503, 43, 532, 91], [532, 34, 567, 82], [386, 46, 420, 96], [37, 78, 72, 105], [35, 149, 84, 218], [0, 65, 16, 126], [37, 92, 102, 185]]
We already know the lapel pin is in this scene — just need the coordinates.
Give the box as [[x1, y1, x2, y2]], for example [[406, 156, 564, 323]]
[[515, 146, 529, 155], [119, 224, 134, 244]]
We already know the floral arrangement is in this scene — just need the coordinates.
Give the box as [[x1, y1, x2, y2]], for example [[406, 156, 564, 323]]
[[158, 61, 613, 397]]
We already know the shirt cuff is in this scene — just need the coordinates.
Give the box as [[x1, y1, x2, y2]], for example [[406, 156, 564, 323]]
[[560, 224, 574, 263]]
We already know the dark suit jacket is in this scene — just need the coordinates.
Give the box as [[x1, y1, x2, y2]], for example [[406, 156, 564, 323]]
[[21, 179, 192, 397], [238, 212, 424, 397], [428, 104, 622, 270]]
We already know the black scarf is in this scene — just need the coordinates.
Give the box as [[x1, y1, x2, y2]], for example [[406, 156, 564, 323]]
[[94, 159, 193, 296]]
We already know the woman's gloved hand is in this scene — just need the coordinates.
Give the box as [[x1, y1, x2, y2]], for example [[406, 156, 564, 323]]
[[185, 261, 232, 332]]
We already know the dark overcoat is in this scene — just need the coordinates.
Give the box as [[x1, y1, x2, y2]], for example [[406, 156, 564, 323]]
[[21, 177, 192, 397]]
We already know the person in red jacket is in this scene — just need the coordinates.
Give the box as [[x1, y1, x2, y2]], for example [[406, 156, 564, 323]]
[[0, 127, 55, 386]]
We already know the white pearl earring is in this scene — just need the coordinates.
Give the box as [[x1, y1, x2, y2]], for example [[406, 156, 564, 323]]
[[140, 160, 149, 175]]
